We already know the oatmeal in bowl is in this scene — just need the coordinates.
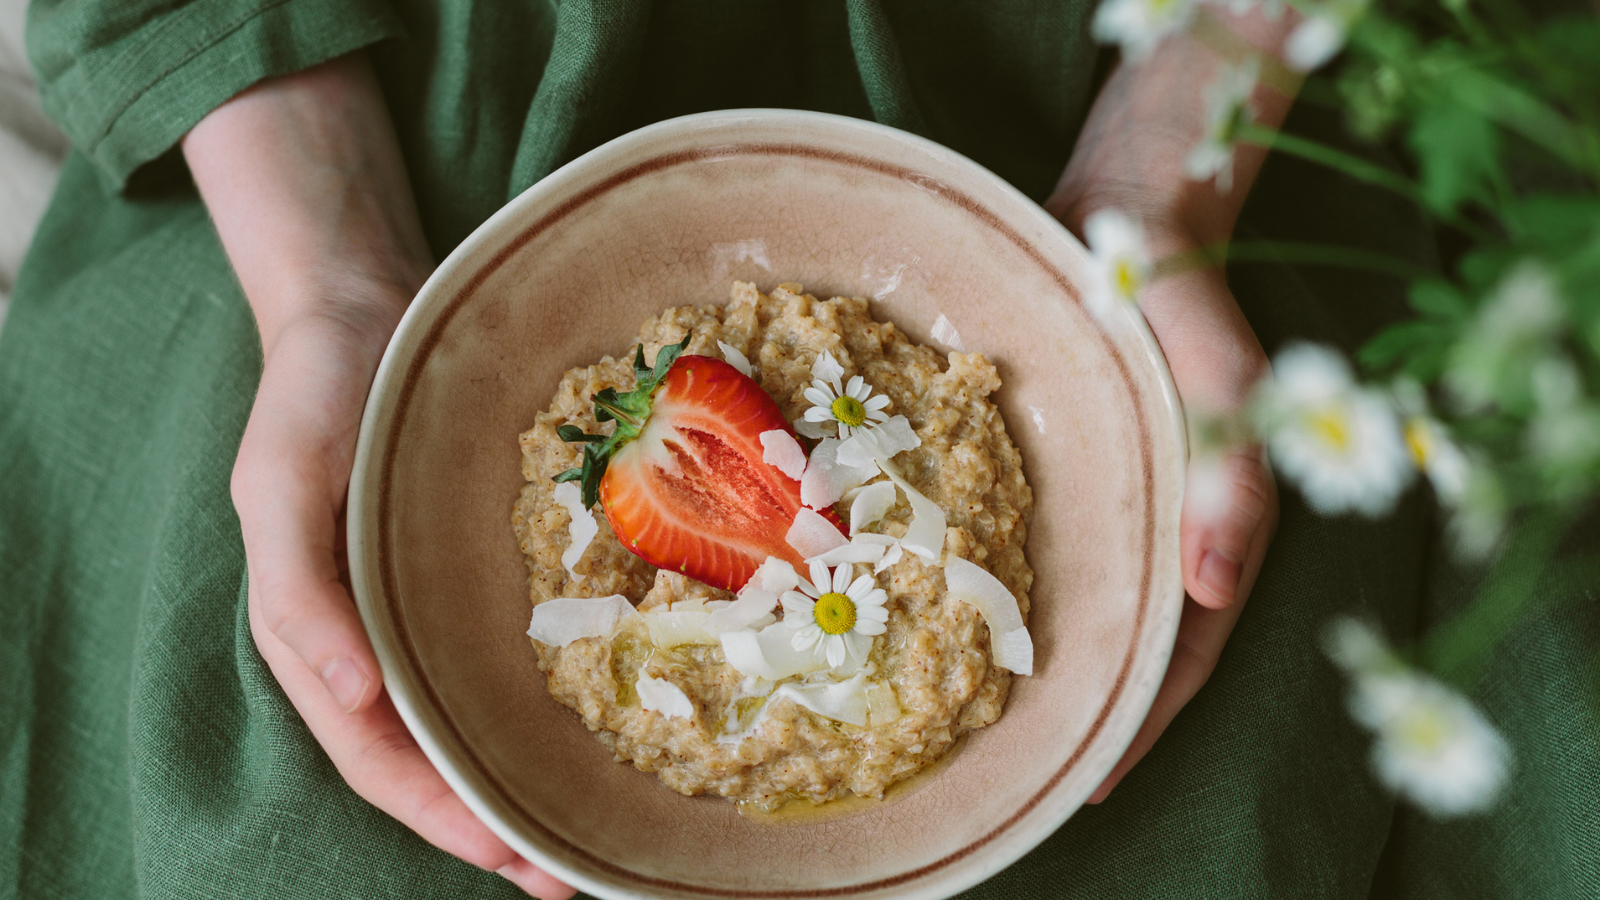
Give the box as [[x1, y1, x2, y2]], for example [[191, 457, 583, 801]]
[[346, 108, 1185, 900], [513, 282, 1035, 810]]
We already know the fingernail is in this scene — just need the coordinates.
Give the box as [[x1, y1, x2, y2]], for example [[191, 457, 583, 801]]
[[321, 657, 370, 712], [1198, 548, 1242, 605]]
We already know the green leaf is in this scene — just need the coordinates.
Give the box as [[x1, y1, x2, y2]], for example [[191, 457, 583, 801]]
[[1503, 194, 1600, 253], [557, 424, 605, 443], [1408, 279, 1471, 322], [1407, 99, 1499, 215], [1359, 320, 1454, 379]]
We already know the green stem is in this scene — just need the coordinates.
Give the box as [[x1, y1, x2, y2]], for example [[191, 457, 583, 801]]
[[1418, 510, 1591, 686], [1237, 123, 1496, 243], [593, 394, 644, 429], [1155, 239, 1434, 282]]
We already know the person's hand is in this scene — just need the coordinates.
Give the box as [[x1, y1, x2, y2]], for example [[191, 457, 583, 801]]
[[184, 55, 573, 899], [1043, 9, 1296, 803]]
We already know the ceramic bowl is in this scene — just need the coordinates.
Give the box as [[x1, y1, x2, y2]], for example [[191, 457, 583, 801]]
[[348, 109, 1185, 900]]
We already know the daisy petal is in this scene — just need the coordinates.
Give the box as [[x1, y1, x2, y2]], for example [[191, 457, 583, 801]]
[[805, 386, 834, 408], [855, 619, 886, 636], [832, 564, 852, 593], [809, 560, 832, 595], [845, 375, 867, 400], [864, 395, 891, 411], [826, 636, 846, 668]]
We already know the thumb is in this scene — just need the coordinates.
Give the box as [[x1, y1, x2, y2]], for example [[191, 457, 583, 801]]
[[1182, 444, 1278, 610]]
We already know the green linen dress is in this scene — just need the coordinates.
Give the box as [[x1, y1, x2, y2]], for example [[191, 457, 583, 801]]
[[2, 1, 1595, 898]]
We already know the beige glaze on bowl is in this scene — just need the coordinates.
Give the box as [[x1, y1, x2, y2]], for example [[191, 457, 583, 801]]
[[348, 110, 1186, 900]]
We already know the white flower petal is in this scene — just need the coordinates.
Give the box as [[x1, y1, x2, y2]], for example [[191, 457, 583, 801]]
[[786, 507, 848, 559], [1285, 13, 1347, 72], [855, 619, 887, 636], [807, 560, 831, 596], [864, 395, 891, 411], [825, 635, 847, 668], [836, 415, 921, 468], [800, 437, 880, 510], [943, 556, 1032, 675], [759, 429, 807, 481], [526, 595, 639, 647], [552, 481, 599, 583], [718, 341, 753, 377], [845, 375, 868, 400], [781, 591, 814, 618], [804, 386, 835, 408], [636, 671, 695, 719]]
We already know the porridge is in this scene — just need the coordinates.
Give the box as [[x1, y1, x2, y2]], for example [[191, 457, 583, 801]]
[[512, 282, 1034, 810]]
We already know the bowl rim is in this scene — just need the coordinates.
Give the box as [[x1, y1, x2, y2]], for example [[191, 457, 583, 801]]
[[348, 107, 1186, 900]]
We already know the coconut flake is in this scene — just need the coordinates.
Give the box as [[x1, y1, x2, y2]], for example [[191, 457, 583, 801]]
[[808, 538, 888, 566], [703, 587, 780, 634], [773, 671, 870, 726], [526, 595, 639, 647], [879, 459, 947, 562], [760, 429, 807, 480], [794, 417, 829, 440], [718, 341, 753, 377], [721, 622, 829, 681], [552, 481, 598, 583], [866, 681, 903, 726], [849, 480, 898, 535], [800, 437, 879, 510], [786, 507, 848, 559], [943, 555, 1033, 675], [812, 349, 846, 388], [641, 609, 719, 648], [636, 671, 695, 719], [752, 556, 801, 594]]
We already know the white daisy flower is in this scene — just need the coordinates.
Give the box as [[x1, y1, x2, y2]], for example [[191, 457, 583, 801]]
[[1253, 343, 1411, 516], [1446, 261, 1565, 411], [799, 350, 892, 440], [1284, 0, 1371, 72], [1326, 619, 1512, 817], [1186, 60, 1259, 193], [782, 560, 889, 670], [1083, 208, 1152, 328], [1389, 379, 1469, 503], [1092, 0, 1200, 61]]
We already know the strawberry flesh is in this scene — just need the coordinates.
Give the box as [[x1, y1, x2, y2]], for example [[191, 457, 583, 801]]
[[556, 340, 842, 592]]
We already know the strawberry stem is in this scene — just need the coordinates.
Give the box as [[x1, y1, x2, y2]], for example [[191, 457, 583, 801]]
[[553, 333, 692, 508]]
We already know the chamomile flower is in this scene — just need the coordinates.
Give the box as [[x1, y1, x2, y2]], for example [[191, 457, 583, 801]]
[[1253, 343, 1410, 516], [800, 350, 891, 440], [1326, 619, 1511, 817], [1083, 209, 1152, 328], [1186, 61, 1258, 193], [1390, 379, 1469, 503], [783, 560, 889, 670], [1092, 0, 1199, 62], [1446, 261, 1565, 411], [1284, 0, 1371, 72]]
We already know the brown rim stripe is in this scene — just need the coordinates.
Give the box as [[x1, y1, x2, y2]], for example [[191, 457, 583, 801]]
[[378, 141, 1158, 897]]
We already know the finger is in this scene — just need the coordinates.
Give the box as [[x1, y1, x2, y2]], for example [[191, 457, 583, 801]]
[[233, 329, 385, 713], [1086, 594, 1246, 804], [499, 858, 579, 900], [250, 600, 573, 899], [1182, 445, 1278, 610]]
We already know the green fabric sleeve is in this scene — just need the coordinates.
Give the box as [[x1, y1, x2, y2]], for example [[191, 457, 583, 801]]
[[26, 0, 403, 192]]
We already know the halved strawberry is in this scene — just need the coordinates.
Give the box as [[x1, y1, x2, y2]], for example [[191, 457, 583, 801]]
[[555, 336, 841, 591]]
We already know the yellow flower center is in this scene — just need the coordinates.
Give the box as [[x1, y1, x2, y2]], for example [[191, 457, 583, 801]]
[[831, 395, 867, 428], [813, 592, 857, 635], [1307, 407, 1352, 453], [1113, 258, 1142, 300], [1404, 418, 1433, 468], [1396, 706, 1451, 754]]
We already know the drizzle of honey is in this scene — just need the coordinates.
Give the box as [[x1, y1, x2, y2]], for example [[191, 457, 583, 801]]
[[735, 735, 967, 825]]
